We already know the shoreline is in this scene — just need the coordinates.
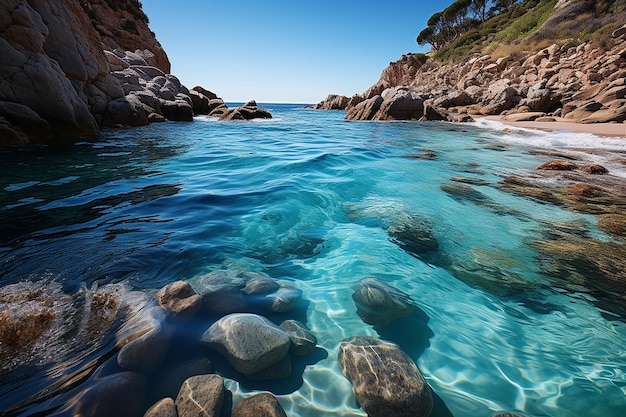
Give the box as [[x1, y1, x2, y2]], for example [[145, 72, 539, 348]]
[[481, 115, 626, 138]]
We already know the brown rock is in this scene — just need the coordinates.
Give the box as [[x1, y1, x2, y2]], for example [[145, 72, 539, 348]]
[[562, 183, 606, 198], [537, 160, 578, 171], [175, 374, 224, 417], [598, 213, 626, 237], [231, 393, 287, 417], [345, 95, 384, 121], [157, 281, 201, 320], [144, 398, 177, 417], [580, 164, 609, 174]]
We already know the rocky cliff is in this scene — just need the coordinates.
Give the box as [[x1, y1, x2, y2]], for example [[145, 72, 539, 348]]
[[0, 0, 270, 148], [317, 16, 626, 124]]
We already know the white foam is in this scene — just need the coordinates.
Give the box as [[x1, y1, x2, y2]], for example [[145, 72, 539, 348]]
[[473, 119, 626, 151]]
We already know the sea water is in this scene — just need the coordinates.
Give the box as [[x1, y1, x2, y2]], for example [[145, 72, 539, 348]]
[[1, 104, 625, 416]]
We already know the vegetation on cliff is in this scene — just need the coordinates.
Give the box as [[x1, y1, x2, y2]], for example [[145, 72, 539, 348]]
[[418, 0, 626, 62]]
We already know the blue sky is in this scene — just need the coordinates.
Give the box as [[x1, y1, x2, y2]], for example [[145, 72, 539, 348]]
[[141, 1, 453, 103]]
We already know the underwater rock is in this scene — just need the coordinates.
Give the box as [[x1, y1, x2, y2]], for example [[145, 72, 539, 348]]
[[201, 313, 291, 375], [263, 285, 303, 313], [338, 336, 433, 417], [352, 277, 414, 326], [490, 413, 528, 417], [64, 371, 149, 417], [580, 164, 609, 174], [597, 213, 626, 237], [231, 393, 287, 417], [247, 355, 292, 380], [201, 284, 248, 315], [279, 319, 317, 356], [144, 397, 176, 417], [175, 374, 224, 417], [116, 306, 171, 372], [242, 275, 280, 295], [157, 280, 201, 320], [387, 213, 440, 256]]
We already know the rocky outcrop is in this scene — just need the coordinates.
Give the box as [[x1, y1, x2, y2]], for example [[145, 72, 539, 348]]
[[338, 336, 433, 417], [78, 0, 170, 73], [317, 24, 626, 124]]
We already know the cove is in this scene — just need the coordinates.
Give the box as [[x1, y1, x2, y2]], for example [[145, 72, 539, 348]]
[[1, 104, 625, 417]]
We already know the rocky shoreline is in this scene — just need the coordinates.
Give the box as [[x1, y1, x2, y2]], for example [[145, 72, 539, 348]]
[[315, 24, 626, 126], [0, 0, 270, 149]]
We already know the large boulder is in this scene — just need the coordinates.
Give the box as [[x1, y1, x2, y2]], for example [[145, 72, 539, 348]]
[[373, 87, 424, 120], [314, 94, 350, 110], [352, 277, 414, 326], [338, 336, 433, 417], [175, 374, 224, 417], [345, 95, 384, 120], [144, 398, 177, 417], [200, 313, 291, 375], [219, 100, 272, 120]]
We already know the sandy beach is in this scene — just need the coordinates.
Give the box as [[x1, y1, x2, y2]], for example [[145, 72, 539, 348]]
[[483, 115, 626, 138]]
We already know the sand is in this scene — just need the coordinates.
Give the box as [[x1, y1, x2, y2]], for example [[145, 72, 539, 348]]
[[482, 115, 626, 138]]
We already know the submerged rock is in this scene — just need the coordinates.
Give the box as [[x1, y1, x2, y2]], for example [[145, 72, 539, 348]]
[[63, 372, 149, 417], [231, 393, 287, 417], [352, 277, 414, 326], [201, 313, 291, 376], [338, 336, 433, 417], [279, 319, 317, 356], [175, 374, 224, 417]]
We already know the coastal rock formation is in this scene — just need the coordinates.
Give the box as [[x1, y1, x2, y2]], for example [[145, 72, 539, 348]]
[[317, 23, 626, 124], [0, 0, 271, 148], [338, 336, 433, 417], [200, 313, 291, 376], [78, 0, 171, 73], [352, 277, 414, 326]]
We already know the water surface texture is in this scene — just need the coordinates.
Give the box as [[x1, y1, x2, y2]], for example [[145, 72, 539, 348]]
[[1, 105, 625, 417]]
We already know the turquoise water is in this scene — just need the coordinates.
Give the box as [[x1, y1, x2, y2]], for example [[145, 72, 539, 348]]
[[1, 104, 625, 416]]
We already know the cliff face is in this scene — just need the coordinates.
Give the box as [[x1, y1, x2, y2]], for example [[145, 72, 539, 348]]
[[0, 0, 178, 148], [0, 0, 122, 146], [78, 0, 170, 73]]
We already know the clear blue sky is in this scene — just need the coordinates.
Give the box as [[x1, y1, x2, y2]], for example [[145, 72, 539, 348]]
[[141, 1, 453, 103]]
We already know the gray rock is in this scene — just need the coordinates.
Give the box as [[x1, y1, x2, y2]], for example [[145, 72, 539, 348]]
[[490, 413, 528, 417], [338, 336, 433, 417], [242, 275, 280, 295], [175, 374, 224, 417], [117, 306, 171, 372], [201, 284, 248, 315], [157, 281, 201, 320], [387, 213, 439, 256], [201, 313, 291, 375], [144, 397, 177, 417], [373, 87, 424, 120], [279, 319, 317, 356], [265, 286, 302, 313], [161, 99, 193, 121], [352, 277, 414, 326], [154, 357, 212, 400], [231, 393, 287, 417]]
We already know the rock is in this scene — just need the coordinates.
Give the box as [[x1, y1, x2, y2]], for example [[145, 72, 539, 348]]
[[352, 278, 414, 326], [201, 313, 291, 375], [192, 86, 219, 100], [490, 413, 528, 417], [597, 213, 626, 237], [262, 285, 303, 313], [157, 281, 201, 320], [175, 374, 224, 417], [144, 398, 177, 417], [421, 103, 448, 121], [65, 372, 149, 417], [387, 213, 440, 256], [345, 95, 384, 120], [504, 112, 546, 122], [242, 276, 280, 295], [580, 164, 609, 174], [161, 99, 193, 122], [338, 336, 433, 417], [231, 393, 287, 417], [247, 355, 292, 380], [201, 284, 248, 315], [315, 94, 350, 110], [372, 87, 424, 120], [116, 306, 171, 372], [219, 101, 272, 120], [279, 319, 317, 356], [189, 90, 210, 115], [521, 82, 561, 112], [537, 160, 578, 171]]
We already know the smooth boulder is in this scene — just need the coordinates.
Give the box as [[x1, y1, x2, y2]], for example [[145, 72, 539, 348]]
[[231, 393, 287, 417], [352, 277, 414, 326], [201, 313, 291, 375], [157, 281, 201, 320], [338, 336, 433, 417]]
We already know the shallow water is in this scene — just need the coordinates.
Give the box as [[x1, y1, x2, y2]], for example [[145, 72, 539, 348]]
[[1, 104, 625, 417]]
